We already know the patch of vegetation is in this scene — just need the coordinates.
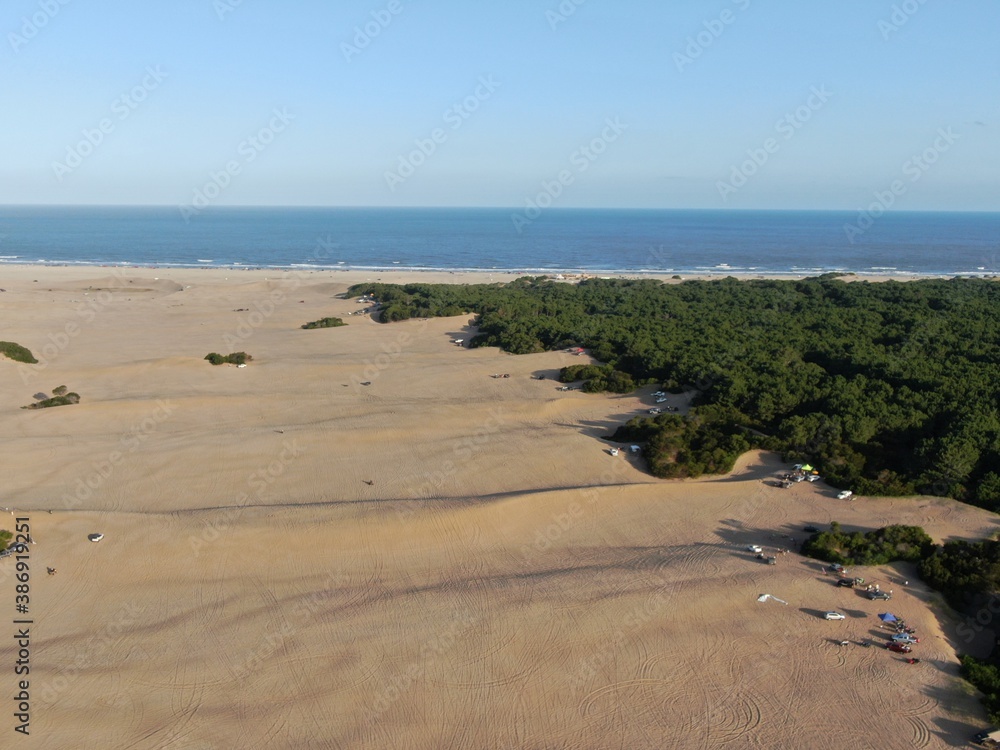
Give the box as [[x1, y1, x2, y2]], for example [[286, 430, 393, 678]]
[[610, 408, 753, 478], [301, 317, 346, 330], [801, 522, 934, 566], [0, 529, 12, 550], [560, 363, 638, 393], [347, 276, 1000, 505], [918, 539, 1000, 613], [205, 352, 252, 366], [22, 387, 80, 409], [960, 655, 1000, 725], [0, 341, 37, 364]]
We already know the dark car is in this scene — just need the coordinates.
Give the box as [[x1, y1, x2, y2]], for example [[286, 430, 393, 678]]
[[886, 643, 912, 654], [869, 591, 892, 600], [803, 525, 820, 533], [972, 729, 1000, 745], [836, 578, 854, 587]]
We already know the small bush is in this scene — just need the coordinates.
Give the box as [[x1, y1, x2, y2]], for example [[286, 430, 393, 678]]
[[0, 342, 37, 364], [801, 522, 934, 566], [960, 655, 1000, 725], [23, 395, 80, 409], [205, 352, 252, 366], [301, 317, 346, 329], [53, 385, 68, 396]]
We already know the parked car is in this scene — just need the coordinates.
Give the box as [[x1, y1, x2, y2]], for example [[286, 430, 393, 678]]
[[747, 545, 763, 553], [972, 728, 1000, 746], [836, 578, 854, 588], [837, 490, 854, 500], [869, 591, 892, 601], [803, 525, 820, 533], [886, 643, 912, 653], [88, 533, 104, 542], [892, 634, 919, 644], [824, 612, 845, 620]]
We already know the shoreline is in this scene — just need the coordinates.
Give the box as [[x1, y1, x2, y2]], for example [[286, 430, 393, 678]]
[[1, 262, 995, 286]]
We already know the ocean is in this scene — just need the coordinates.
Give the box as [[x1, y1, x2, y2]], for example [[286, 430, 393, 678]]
[[0, 206, 997, 276]]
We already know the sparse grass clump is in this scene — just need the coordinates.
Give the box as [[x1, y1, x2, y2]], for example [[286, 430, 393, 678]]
[[0, 342, 37, 364], [22, 387, 80, 409], [205, 352, 252, 366], [301, 317, 346, 330]]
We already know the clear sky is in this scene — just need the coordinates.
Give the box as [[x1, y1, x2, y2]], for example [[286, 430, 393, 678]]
[[2, 0, 997, 210]]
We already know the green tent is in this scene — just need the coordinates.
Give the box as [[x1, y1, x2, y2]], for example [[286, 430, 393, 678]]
[[801, 464, 814, 472]]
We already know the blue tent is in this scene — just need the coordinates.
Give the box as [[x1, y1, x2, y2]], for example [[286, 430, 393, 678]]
[[878, 613, 898, 623]]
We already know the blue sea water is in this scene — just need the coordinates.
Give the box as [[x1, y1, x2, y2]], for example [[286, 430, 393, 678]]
[[0, 206, 997, 276]]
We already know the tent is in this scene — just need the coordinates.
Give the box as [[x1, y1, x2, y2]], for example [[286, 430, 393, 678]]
[[801, 464, 814, 472], [878, 613, 898, 623]]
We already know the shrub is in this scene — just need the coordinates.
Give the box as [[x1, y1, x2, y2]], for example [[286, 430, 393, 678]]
[[0, 342, 37, 364], [53, 385, 68, 396], [23, 395, 79, 409], [960, 655, 1000, 725], [301, 317, 346, 329], [802, 523, 934, 566], [205, 352, 252, 365]]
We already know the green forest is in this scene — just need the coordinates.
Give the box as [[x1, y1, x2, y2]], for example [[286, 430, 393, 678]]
[[348, 276, 1000, 508]]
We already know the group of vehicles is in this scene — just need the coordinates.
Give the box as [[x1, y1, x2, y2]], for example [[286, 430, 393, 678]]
[[746, 544, 777, 565]]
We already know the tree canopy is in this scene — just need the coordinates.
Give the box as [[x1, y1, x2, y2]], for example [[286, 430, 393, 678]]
[[350, 276, 1000, 507]]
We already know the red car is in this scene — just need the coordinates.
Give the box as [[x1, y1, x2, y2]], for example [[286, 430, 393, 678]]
[[886, 643, 912, 654]]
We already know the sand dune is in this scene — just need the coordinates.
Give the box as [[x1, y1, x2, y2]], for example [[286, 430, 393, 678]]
[[0, 266, 993, 749]]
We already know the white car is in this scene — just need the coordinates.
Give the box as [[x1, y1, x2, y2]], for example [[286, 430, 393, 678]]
[[655, 397, 668, 403], [88, 533, 104, 543], [837, 490, 854, 500], [747, 545, 763, 553], [824, 611, 845, 620]]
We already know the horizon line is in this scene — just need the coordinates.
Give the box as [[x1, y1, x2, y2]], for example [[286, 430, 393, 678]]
[[1, 204, 998, 215]]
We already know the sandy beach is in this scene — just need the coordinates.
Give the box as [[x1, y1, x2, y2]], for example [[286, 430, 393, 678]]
[[0, 265, 995, 749]]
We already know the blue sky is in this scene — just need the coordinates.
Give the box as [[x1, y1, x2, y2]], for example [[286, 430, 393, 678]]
[[2, 0, 997, 210]]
